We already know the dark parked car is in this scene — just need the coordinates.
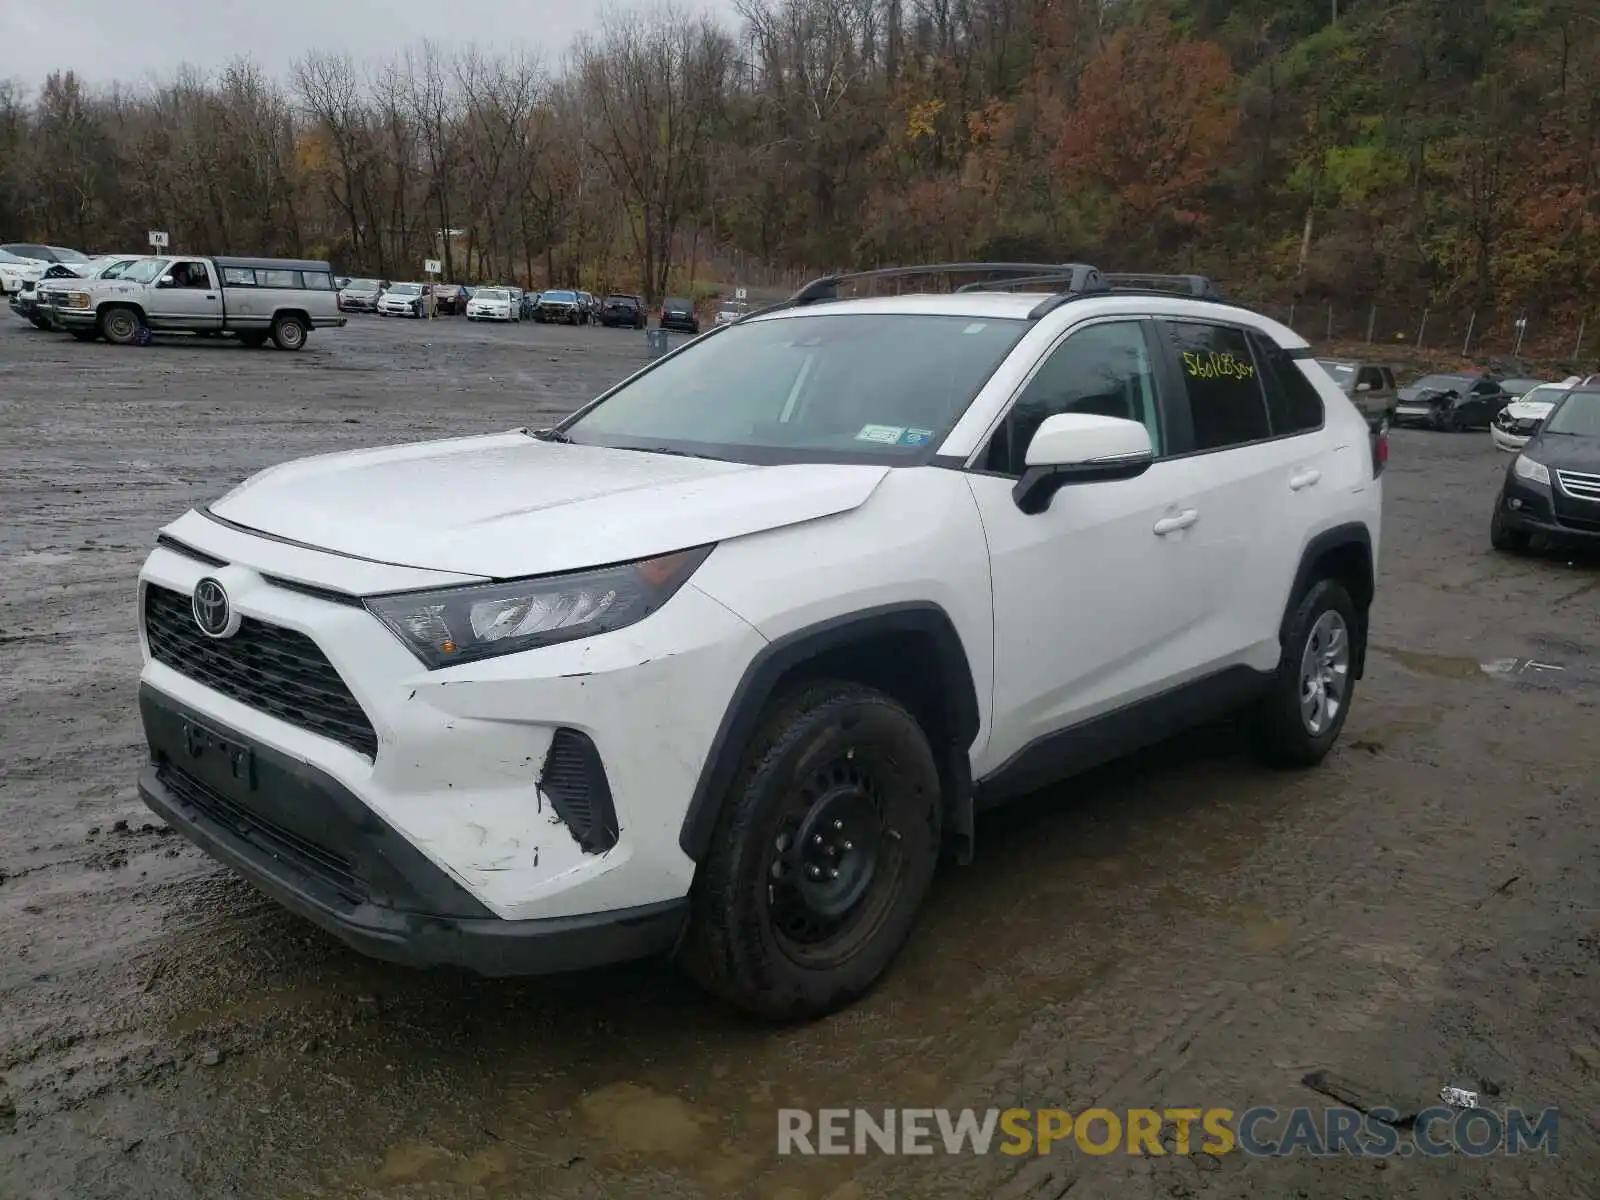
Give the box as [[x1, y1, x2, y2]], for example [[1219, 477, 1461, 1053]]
[[432, 283, 467, 315], [1392, 372, 1512, 431], [535, 289, 584, 324], [1491, 386, 1600, 553], [659, 296, 699, 334], [600, 293, 646, 328]]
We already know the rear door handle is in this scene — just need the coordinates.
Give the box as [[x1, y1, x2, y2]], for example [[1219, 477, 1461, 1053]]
[[1290, 469, 1322, 491], [1153, 508, 1199, 535]]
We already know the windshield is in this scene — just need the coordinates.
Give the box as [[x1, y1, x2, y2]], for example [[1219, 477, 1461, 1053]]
[[48, 247, 90, 263], [120, 259, 167, 284], [344, 279, 379, 292], [475, 288, 509, 301], [563, 312, 1030, 464], [1543, 391, 1600, 437], [1318, 361, 1355, 382], [1407, 374, 1472, 393], [543, 290, 576, 302], [605, 295, 638, 306], [1501, 379, 1545, 396], [93, 258, 139, 278], [391, 283, 422, 295], [0, 250, 31, 265], [1518, 386, 1567, 408]]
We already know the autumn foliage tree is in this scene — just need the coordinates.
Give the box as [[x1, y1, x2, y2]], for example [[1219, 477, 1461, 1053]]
[[1049, 15, 1239, 250], [0, 0, 1596, 323]]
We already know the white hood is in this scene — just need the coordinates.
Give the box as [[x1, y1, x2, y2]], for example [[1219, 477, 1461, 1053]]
[[1502, 397, 1558, 421], [208, 431, 890, 578]]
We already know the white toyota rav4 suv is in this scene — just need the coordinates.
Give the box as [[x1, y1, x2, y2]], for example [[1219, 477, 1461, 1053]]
[[135, 263, 1383, 1019]]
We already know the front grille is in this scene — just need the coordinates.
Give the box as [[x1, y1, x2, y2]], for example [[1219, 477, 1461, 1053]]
[[537, 729, 619, 854], [1557, 469, 1600, 501], [142, 584, 379, 759], [158, 761, 365, 903]]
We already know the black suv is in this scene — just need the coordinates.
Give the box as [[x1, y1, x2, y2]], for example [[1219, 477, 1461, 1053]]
[[659, 296, 699, 334], [601, 294, 646, 328], [1491, 386, 1600, 553]]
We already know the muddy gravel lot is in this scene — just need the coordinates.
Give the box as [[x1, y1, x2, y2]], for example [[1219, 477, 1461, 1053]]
[[2, 314, 1599, 1200]]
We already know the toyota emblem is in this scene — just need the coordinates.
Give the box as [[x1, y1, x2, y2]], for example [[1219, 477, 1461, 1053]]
[[191, 577, 237, 638]]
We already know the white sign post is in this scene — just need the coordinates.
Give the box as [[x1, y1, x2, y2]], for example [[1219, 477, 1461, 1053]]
[[423, 259, 442, 319], [734, 286, 747, 300], [148, 230, 169, 251]]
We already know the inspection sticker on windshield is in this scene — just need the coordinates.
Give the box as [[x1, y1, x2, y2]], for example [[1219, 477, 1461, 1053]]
[[856, 424, 906, 444], [899, 428, 934, 446]]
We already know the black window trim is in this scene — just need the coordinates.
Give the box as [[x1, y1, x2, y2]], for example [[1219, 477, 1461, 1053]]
[[1150, 316, 1323, 461], [1249, 329, 1328, 439], [953, 314, 1180, 479]]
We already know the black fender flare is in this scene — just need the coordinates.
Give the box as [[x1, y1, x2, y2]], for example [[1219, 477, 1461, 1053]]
[[1280, 522, 1375, 678], [677, 602, 981, 863]]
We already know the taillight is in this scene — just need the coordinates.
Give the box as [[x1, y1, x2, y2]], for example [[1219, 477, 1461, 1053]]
[[1372, 421, 1389, 477]]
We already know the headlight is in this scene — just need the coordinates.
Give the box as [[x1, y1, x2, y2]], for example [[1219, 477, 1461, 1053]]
[[365, 546, 713, 668], [64, 292, 91, 308], [1514, 454, 1551, 486]]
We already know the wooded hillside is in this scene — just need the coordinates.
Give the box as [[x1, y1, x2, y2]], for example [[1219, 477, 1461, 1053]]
[[1, 0, 1595, 316]]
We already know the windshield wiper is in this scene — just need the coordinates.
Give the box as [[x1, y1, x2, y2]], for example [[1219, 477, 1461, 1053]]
[[619, 444, 724, 461], [529, 427, 571, 443]]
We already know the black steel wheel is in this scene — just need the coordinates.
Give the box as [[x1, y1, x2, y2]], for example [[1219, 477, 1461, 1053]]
[[681, 681, 941, 1020]]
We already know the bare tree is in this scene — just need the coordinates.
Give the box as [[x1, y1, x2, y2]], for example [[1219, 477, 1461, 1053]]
[[574, 7, 732, 301]]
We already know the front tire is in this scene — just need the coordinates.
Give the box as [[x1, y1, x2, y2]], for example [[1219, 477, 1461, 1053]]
[[680, 682, 942, 1020], [1490, 505, 1532, 554], [99, 306, 142, 346], [1249, 579, 1359, 769], [270, 314, 308, 351]]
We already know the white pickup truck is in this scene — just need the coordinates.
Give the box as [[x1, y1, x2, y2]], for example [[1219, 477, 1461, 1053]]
[[46, 254, 346, 350]]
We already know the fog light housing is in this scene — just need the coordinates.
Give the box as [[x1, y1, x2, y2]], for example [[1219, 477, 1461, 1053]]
[[537, 729, 619, 854]]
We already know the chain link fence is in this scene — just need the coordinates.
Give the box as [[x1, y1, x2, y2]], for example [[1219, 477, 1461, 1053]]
[[1237, 301, 1594, 365]]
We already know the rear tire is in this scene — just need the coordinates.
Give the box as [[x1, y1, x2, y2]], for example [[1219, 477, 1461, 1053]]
[[1490, 505, 1532, 554], [270, 314, 307, 351], [99, 306, 142, 346], [680, 681, 942, 1020], [1249, 579, 1359, 769]]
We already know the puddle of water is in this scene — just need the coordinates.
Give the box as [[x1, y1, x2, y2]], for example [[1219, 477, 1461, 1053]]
[[1378, 647, 1486, 681]]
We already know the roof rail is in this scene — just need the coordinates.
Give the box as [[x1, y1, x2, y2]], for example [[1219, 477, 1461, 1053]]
[[788, 262, 1104, 306], [728, 262, 1223, 326], [1026, 272, 1224, 319]]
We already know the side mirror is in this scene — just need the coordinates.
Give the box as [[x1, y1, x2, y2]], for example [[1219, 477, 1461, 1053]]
[[157, 275, 174, 287], [1354, 381, 1372, 392], [1012, 413, 1155, 515]]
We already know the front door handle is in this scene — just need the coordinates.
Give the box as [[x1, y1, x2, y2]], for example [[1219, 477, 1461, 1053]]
[[1153, 508, 1199, 535], [1290, 468, 1322, 491]]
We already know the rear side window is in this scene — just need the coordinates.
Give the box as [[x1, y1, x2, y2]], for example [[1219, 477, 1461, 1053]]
[[258, 269, 298, 288], [1250, 334, 1325, 435], [1163, 321, 1271, 450], [302, 272, 332, 290], [222, 267, 256, 286]]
